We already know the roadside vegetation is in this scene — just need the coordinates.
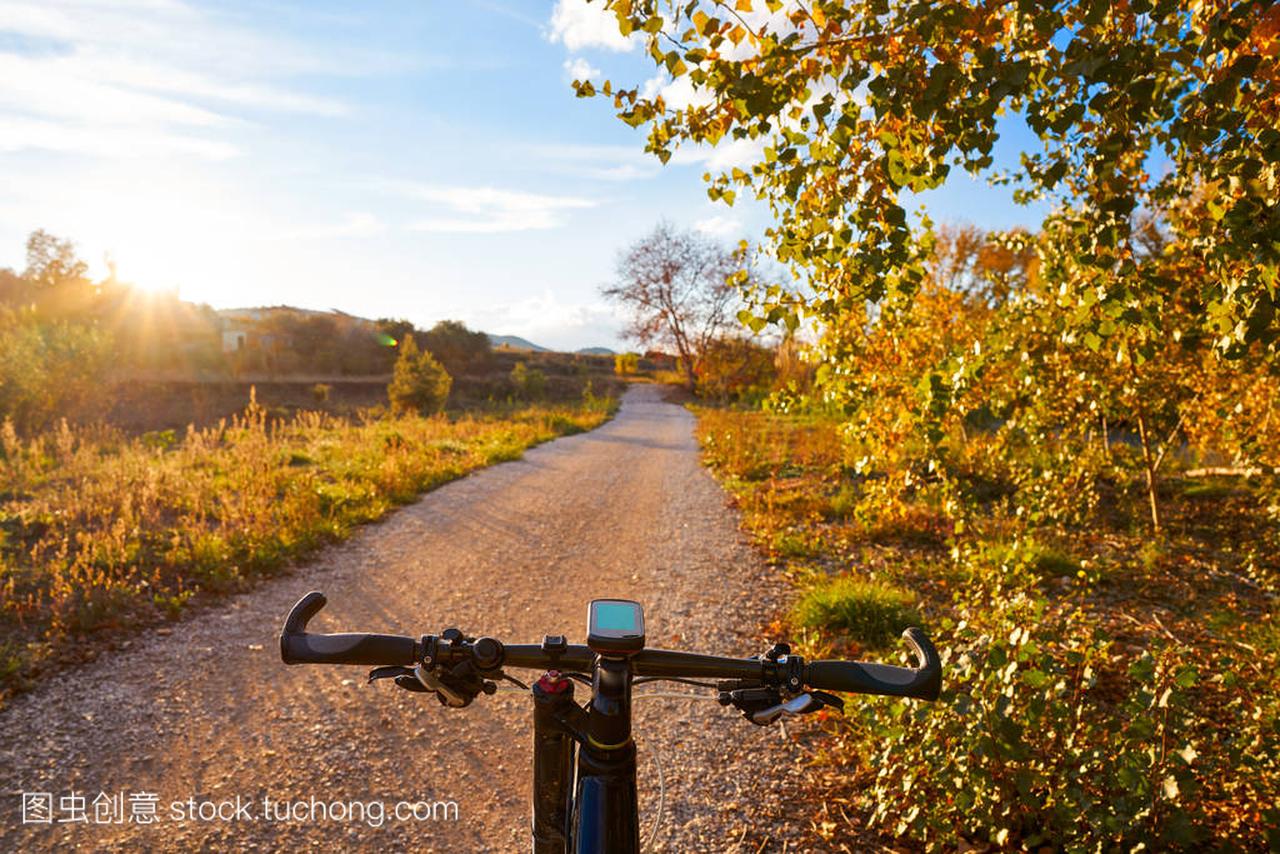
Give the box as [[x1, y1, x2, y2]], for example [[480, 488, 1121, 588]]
[[695, 407, 1277, 849], [0, 391, 616, 702]]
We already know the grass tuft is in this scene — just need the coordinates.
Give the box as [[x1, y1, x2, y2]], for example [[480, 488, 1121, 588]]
[[790, 576, 920, 648]]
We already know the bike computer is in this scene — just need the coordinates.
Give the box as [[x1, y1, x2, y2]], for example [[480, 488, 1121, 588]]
[[587, 599, 645, 656]]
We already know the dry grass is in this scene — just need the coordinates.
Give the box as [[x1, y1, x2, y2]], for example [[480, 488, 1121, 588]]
[[0, 393, 616, 698]]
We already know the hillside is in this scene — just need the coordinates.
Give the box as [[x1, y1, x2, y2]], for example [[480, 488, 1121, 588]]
[[487, 333, 549, 352]]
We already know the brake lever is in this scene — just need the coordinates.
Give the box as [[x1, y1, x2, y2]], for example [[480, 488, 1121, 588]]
[[367, 665, 431, 693], [412, 663, 499, 707], [748, 691, 844, 726], [412, 664, 466, 706], [368, 665, 416, 683]]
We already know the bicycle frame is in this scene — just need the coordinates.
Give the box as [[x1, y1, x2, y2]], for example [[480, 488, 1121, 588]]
[[532, 657, 640, 854]]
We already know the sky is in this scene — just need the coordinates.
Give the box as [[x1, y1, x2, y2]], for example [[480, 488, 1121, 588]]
[[0, 0, 1048, 351]]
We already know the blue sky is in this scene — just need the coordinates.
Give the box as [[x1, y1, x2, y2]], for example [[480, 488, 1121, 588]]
[[0, 0, 1046, 351]]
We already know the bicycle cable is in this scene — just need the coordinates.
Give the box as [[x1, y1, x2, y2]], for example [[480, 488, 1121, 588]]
[[501, 673, 530, 691], [645, 736, 664, 852], [632, 676, 719, 689]]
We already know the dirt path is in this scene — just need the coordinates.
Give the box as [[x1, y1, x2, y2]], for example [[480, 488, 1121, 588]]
[[0, 385, 818, 853]]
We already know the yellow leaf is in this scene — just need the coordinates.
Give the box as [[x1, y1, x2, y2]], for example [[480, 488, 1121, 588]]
[[736, 0, 753, 11], [728, 24, 747, 46], [811, 5, 827, 27]]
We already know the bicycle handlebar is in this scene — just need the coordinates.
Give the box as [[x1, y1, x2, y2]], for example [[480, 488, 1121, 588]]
[[805, 627, 941, 699], [279, 591, 421, 665], [279, 591, 942, 701]]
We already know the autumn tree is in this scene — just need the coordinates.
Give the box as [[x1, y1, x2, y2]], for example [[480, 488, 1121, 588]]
[[578, 0, 1278, 533], [388, 335, 452, 415], [580, 1, 1277, 350], [614, 352, 640, 375], [601, 221, 745, 388], [24, 230, 90, 291], [19, 229, 101, 318], [421, 320, 492, 376]]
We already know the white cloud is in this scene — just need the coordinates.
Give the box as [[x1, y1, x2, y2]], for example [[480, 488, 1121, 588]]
[[707, 137, 767, 171], [694, 215, 742, 237], [280, 212, 385, 241], [640, 73, 711, 111], [400, 185, 597, 233], [0, 115, 239, 160], [546, 0, 635, 52], [671, 136, 767, 172], [563, 57, 601, 81], [0, 0, 357, 160], [466, 289, 623, 350], [525, 143, 661, 182]]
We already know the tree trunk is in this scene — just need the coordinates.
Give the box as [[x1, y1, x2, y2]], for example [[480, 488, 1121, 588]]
[[1134, 408, 1162, 535], [681, 355, 697, 391]]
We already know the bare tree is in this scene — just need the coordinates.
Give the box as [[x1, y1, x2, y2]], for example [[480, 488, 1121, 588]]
[[602, 222, 743, 388]]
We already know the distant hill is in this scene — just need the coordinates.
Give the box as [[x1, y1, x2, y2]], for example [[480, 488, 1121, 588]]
[[576, 347, 616, 356], [487, 334, 550, 352]]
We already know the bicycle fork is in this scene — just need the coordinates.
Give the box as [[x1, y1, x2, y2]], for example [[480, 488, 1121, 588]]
[[532, 672, 578, 853]]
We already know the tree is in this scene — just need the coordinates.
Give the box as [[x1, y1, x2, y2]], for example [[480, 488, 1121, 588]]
[[421, 320, 492, 376], [387, 335, 452, 415], [268, 313, 341, 373], [581, 1, 1278, 354], [579, 0, 1278, 534], [601, 221, 744, 388], [21, 230, 97, 317], [24, 230, 89, 291]]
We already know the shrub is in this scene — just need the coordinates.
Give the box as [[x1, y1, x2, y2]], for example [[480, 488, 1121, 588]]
[[614, 352, 640, 375], [694, 393, 1280, 848], [420, 319, 491, 375], [858, 595, 1215, 851], [790, 576, 920, 647], [510, 361, 546, 400], [388, 336, 451, 415], [311, 383, 331, 404], [694, 336, 776, 404], [0, 311, 114, 431]]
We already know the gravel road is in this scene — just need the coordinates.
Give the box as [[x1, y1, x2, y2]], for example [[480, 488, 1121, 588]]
[[0, 384, 821, 852]]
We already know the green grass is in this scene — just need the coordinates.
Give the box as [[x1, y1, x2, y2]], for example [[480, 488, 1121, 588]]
[[790, 576, 920, 648], [825, 481, 859, 519], [1029, 544, 1082, 578], [1181, 480, 1248, 501]]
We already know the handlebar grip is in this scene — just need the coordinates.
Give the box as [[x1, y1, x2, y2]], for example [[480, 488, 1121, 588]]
[[804, 627, 942, 701], [279, 591, 420, 666], [281, 631, 419, 665]]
